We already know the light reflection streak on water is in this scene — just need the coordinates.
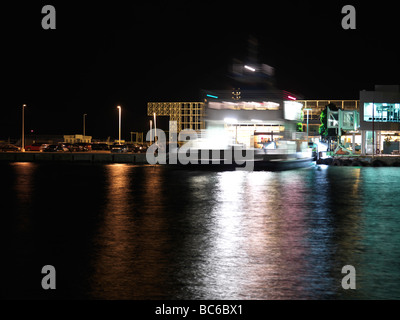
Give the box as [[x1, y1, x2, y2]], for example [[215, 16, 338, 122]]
[[189, 169, 342, 299], [11, 163, 37, 233], [90, 164, 134, 299], [90, 165, 171, 299], [132, 165, 172, 299], [240, 172, 284, 299], [191, 170, 316, 299], [210, 171, 247, 299], [273, 172, 310, 298]]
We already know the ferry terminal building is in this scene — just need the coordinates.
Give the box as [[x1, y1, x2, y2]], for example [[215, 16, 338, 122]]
[[148, 85, 400, 156], [146, 40, 399, 155]]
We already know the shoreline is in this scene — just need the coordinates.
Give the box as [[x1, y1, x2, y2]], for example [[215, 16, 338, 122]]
[[317, 155, 400, 167], [0, 151, 148, 164]]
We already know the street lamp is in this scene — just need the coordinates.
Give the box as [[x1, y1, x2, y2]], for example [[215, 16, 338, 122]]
[[153, 112, 157, 143], [117, 106, 121, 144], [83, 113, 87, 137], [304, 108, 312, 142], [150, 120, 153, 145], [22, 104, 27, 152]]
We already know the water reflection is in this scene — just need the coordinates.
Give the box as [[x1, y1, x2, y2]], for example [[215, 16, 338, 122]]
[[185, 170, 326, 299], [11, 163, 37, 233], [4, 163, 400, 299], [90, 165, 173, 299], [177, 167, 374, 299], [208, 171, 247, 299], [90, 164, 135, 299], [358, 168, 400, 299]]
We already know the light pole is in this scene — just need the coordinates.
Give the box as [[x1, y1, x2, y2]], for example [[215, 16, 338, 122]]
[[83, 113, 87, 137], [150, 120, 153, 145], [117, 106, 121, 144], [304, 108, 312, 142], [22, 104, 27, 152], [153, 112, 157, 143]]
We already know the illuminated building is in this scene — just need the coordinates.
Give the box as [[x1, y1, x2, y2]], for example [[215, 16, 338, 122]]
[[199, 36, 306, 149], [359, 85, 400, 155], [147, 102, 206, 135], [297, 100, 360, 137], [202, 89, 304, 148], [64, 134, 92, 144]]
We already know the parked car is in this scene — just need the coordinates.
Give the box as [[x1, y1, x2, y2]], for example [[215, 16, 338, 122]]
[[25, 143, 43, 151], [43, 144, 66, 152], [58, 143, 70, 152], [0, 144, 21, 152], [130, 145, 147, 153], [40, 144, 49, 151], [91, 143, 110, 151], [43, 145, 58, 152], [111, 144, 128, 153], [127, 144, 135, 152], [67, 144, 80, 152], [74, 143, 91, 152]]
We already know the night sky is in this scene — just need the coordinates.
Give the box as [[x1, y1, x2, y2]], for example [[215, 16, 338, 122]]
[[1, 1, 399, 140]]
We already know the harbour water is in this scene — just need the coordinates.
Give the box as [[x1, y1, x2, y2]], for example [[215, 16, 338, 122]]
[[1, 163, 400, 300]]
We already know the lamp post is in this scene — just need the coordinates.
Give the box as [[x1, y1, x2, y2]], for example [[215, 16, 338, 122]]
[[117, 106, 121, 144], [153, 112, 157, 143], [22, 104, 27, 152], [83, 113, 87, 137], [304, 108, 312, 142], [150, 120, 153, 145]]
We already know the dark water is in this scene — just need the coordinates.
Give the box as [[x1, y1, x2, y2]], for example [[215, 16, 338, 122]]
[[1, 162, 400, 300]]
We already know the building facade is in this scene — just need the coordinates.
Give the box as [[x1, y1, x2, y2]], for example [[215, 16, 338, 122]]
[[64, 134, 92, 144], [297, 100, 359, 138], [203, 89, 304, 149], [359, 85, 400, 154]]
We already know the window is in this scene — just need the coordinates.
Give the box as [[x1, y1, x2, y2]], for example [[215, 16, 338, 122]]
[[364, 103, 400, 122]]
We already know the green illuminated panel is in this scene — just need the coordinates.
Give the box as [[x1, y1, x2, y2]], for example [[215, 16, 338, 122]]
[[364, 103, 400, 122]]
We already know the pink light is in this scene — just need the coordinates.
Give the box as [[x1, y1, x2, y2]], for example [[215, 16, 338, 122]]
[[287, 95, 297, 101]]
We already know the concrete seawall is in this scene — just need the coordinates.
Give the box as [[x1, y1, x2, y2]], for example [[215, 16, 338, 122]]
[[317, 155, 400, 167], [0, 152, 148, 164]]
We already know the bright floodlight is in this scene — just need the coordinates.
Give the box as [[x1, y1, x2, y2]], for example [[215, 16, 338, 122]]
[[244, 65, 256, 72]]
